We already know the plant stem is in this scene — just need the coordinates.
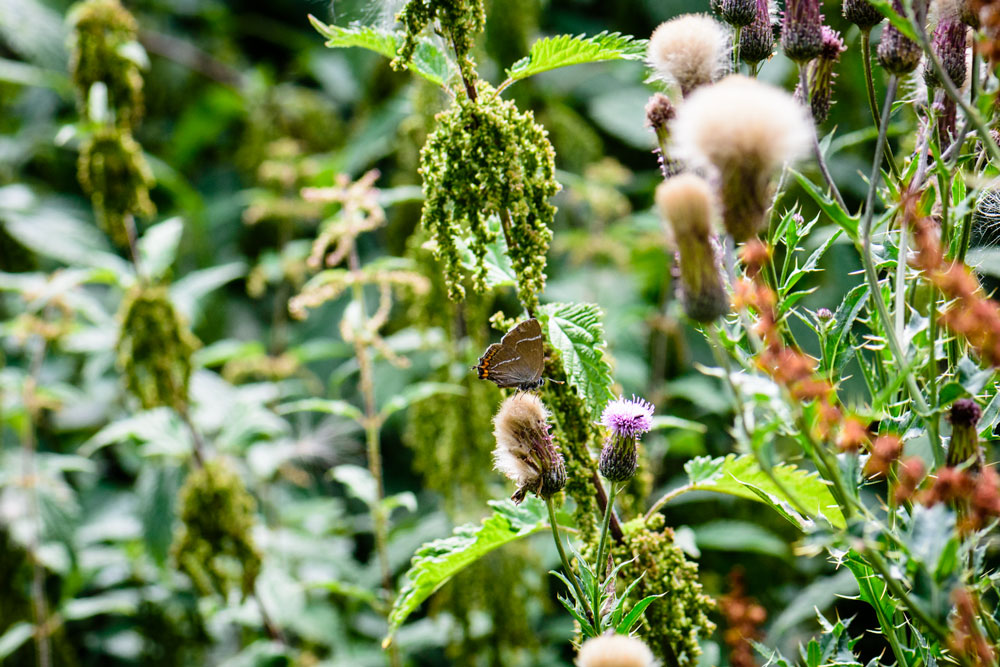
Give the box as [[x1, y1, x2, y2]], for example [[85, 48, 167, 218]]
[[799, 65, 848, 213], [591, 469, 623, 542], [594, 480, 619, 588], [861, 31, 899, 179], [733, 27, 742, 73], [644, 484, 693, 520], [545, 497, 592, 626], [858, 76, 939, 461]]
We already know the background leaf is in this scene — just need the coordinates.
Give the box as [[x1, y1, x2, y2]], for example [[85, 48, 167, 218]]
[[505, 32, 646, 82]]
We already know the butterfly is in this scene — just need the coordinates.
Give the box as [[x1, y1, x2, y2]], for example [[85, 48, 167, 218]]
[[474, 318, 546, 391]]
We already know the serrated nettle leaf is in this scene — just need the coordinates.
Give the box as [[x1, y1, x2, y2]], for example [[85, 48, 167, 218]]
[[385, 497, 548, 643], [307, 15, 451, 86], [679, 454, 844, 528], [505, 32, 646, 83], [538, 302, 614, 418]]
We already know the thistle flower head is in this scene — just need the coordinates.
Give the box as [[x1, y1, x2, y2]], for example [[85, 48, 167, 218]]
[[924, 18, 969, 89], [877, 0, 923, 73], [672, 75, 812, 240], [492, 393, 566, 503], [781, 0, 824, 62], [740, 0, 777, 65], [656, 174, 729, 321], [576, 634, 658, 667], [719, 0, 758, 27], [648, 14, 730, 96], [947, 398, 984, 469], [843, 0, 885, 28], [599, 395, 654, 482], [803, 27, 846, 124]]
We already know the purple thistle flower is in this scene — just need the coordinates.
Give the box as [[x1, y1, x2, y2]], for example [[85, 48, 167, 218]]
[[599, 395, 654, 482], [601, 395, 655, 438]]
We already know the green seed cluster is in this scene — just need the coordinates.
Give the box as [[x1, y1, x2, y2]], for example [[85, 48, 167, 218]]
[[614, 515, 716, 665], [117, 285, 198, 412], [171, 460, 263, 598], [77, 126, 155, 247], [420, 92, 558, 310], [393, 0, 486, 84], [68, 0, 144, 128]]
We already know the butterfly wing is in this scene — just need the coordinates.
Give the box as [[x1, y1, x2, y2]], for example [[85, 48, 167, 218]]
[[475, 318, 545, 389]]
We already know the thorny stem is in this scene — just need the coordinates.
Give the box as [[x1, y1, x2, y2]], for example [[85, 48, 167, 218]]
[[594, 480, 619, 588], [861, 31, 899, 179], [545, 497, 592, 626], [858, 76, 938, 462], [733, 27, 742, 73], [23, 333, 51, 667], [799, 65, 848, 212]]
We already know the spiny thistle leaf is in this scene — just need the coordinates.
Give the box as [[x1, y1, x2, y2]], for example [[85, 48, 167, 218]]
[[506, 31, 647, 83], [539, 302, 615, 419], [384, 498, 548, 645], [682, 454, 845, 528], [308, 15, 451, 86]]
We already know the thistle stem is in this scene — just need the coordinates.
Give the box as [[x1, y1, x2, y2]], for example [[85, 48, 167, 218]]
[[733, 27, 742, 73], [799, 64, 848, 212], [545, 497, 592, 626], [594, 480, 619, 588], [861, 31, 898, 179], [858, 76, 939, 462]]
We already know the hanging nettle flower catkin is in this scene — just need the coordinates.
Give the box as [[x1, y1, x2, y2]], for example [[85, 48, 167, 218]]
[[598, 395, 655, 482], [492, 393, 567, 503], [672, 75, 812, 242], [803, 27, 846, 124], [648, 14, 730, 97], [843, 0, 885, 28], [656, 174, 728, 322], [576, 634, 657, 667], [877, 0, 924, 73], [782, 0, 825, 63], [947, 398, 984, 470], [117, 285, 198, 412], [740, 0, 776, 66]]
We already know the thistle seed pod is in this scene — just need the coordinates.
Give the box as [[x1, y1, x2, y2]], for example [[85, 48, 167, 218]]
[[877, 0, 923, 73], [492, 393, 566, 503], [648, 14, 730, 96], [656, 174, 729, 322], [576, 634, 657, 667], [781, 0, 824, 63], [671, 75, 812, 241]]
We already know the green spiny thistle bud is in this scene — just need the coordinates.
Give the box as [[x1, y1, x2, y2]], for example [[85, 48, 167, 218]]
[[781, 0, 824, 63], [613, 515, 716, 665], [740, 0, 776, 65], [656, 174, 729, 322], [843, 0, 884, 29], [877, 0, 923, 74], [393, 0, 485, 84], [77, 126, 155, 246], [68, 0, 144, 127], [492, 393, 566, 503], [172, 460, 262, 598], [947, 398, 984, 470], [117, 285, 198, 412], [420, 91, 557, 310], [598, 395, 654, 482]]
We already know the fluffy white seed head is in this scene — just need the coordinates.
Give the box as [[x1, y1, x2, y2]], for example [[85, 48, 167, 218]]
[[492, 393, 548, 489], [576, 634, 658, 667], [648, 14, 731, 96], [671, 75, 812, 175], [656, 173, 716, 238]]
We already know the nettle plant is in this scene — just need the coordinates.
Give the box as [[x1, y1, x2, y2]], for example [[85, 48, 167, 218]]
[[314, 0, 1000, 664]]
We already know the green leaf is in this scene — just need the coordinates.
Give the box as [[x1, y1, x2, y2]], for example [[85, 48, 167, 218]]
[[650, 415, 707, 433], [308, 15, 451, 86], [681, 454, 845, 528], [276, 398, 364, 423], [506, 32, 646, 83], [616, 593, 663, 634], [539, 302, 614, 418], [378, 382, 466, 420], [966, 248, 1000, 279], [138, 217, 184, 282], [0, 622, 34, 660], [789, 168, 859, 241], [458, 216, 517, 288], [693, 520, 791, 558], [385, 498, 548, 643]]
